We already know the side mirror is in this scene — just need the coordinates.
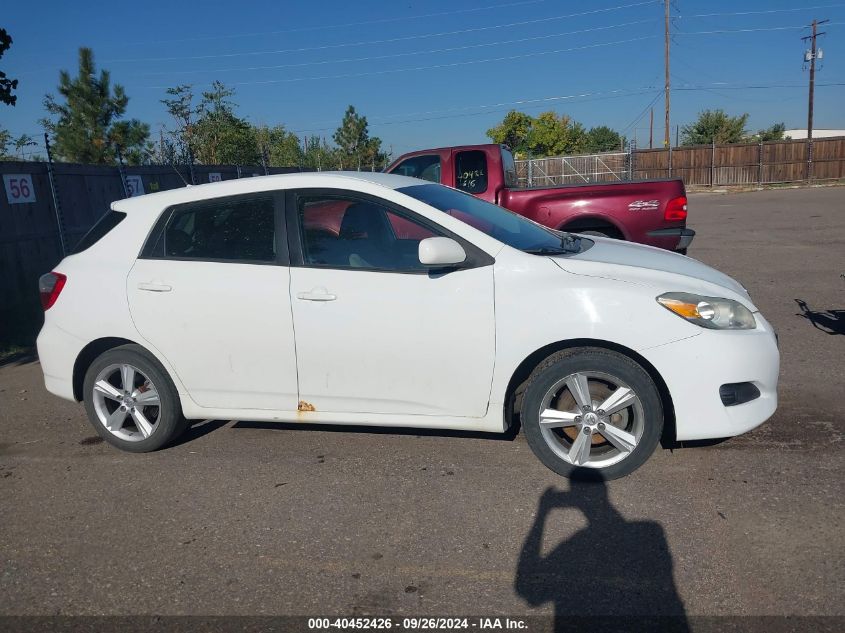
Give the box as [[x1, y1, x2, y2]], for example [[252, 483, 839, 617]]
[[418, 237, 466, 267]]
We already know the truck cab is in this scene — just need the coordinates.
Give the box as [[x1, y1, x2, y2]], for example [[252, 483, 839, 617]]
[[387, 144, 694, 253]]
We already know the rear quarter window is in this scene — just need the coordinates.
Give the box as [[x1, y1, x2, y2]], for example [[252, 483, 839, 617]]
[[72, 210, 127, 254], [455, 151, 488, 194]]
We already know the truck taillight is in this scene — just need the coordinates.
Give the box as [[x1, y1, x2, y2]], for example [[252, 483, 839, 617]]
[[665, 196, 688, 222], [39, 272, 67, 310]]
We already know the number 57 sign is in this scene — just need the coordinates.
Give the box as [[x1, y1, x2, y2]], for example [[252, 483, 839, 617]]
[[4, 174, 37, 204]]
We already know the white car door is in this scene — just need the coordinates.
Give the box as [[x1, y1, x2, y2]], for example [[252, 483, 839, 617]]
[[287, 189, 496, 417], [126, 192, 299, 411]]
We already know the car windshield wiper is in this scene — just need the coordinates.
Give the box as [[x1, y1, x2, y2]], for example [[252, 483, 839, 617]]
[[524, 246, 572, 255], [525, 234, 582, 256]]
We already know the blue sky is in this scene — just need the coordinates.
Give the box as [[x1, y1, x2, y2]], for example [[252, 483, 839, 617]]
[[2, 0, 844, 157]]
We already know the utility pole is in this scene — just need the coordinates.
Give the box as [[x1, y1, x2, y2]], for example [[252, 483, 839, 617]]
[[802, 18, 828, 180], [649, 107, 654, 149], [664, 0, 671, 147]]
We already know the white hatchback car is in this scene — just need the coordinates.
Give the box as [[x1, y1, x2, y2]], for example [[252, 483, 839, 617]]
[[37, 172, 779, 478]]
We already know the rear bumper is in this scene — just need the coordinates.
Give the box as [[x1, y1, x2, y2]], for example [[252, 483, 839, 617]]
[[642, 313, 779, 441], [647, 227, 696, 251], [36, 322, 84, 402]]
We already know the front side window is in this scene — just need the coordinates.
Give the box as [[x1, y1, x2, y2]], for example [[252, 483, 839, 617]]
[[153, 195, 276, 262], [297, 194, 439, 272], [391, 154, 441, 182], [455, 150, 488, 194]]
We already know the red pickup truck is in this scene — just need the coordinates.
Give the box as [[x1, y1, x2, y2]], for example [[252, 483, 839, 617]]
[[386, 144, 694, 252]]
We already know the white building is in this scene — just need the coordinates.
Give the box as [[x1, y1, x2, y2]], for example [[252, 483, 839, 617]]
[[783, 129, 845, 140]]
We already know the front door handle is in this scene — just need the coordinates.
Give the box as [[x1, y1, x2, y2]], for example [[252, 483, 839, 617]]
[[137, 282, 172, 292], [297, 289, 337, 302]]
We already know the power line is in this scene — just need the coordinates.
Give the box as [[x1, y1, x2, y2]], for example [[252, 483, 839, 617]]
[[677, 23, 843, 35], [293, 87, 663, 133], [121, 0, 554, 46], [683, 4, 845, 19], [140, 35, 658, 89], [622, 92, 664, 135], [103, 2, 661, 65], [139, 19, 657, 77]]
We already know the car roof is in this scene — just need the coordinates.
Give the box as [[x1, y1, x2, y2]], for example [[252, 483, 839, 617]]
[[112, 171, 427, 212]]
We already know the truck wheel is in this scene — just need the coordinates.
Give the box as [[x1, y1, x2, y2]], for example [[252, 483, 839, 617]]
[[83, 344, 188, 452], [520, 348, 663, 480]]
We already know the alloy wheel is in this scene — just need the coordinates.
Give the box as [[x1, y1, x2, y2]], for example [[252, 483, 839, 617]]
[[91, 363, 161, 442], [537, 371, 644, 469]]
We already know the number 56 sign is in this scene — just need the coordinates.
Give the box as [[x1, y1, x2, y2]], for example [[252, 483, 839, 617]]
[[4, 174, 37, 204]]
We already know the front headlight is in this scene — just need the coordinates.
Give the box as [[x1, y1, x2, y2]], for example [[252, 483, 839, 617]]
[[657, 292, 756, 330]]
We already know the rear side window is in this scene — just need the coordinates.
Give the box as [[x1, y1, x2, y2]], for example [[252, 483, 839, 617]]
[[147, 195, 276, 263], [72, 211, 127, 254], [455, 150, 488, 194], [391, 154, 441, 183], [501, 147, 518, 188]]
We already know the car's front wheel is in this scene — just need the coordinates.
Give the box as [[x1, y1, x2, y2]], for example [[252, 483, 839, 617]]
[[83, 344, 188, 452], [520, 348, 663, 479]]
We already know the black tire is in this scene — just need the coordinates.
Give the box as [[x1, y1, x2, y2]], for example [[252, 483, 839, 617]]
[[520, 347, 663, 480], [83, 344, 188, 452], [676, 248, 688, 256]]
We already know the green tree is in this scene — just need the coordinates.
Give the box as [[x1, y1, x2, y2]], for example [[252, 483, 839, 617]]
[[256, 124, 302, 167], [0, 127, 11, 158], [161, 84, 201, 164], [681, 109, 749, 145], [41, 48, 149, 164], [0, 28, 18, 106], [486, 110, 534, 156], [525, 111, 587, 157], [585, 126, 624, 152], [749, 122, 786, 142], [486, 110, 592, 158], [193, 81, 250, 164], [332, 105, 386, 169], [302, 135, 337, 170]]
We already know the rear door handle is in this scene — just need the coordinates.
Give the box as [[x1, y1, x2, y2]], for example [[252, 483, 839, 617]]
[[297, 290, 336, 302], [137, 282, 172, 292]]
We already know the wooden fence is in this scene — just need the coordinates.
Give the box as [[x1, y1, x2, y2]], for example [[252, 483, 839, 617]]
[[0, 161, 302, 345], [515, 137, 845, 188]]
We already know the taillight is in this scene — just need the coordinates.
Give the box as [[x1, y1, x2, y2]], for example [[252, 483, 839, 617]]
[[39, 272, 67, 310], [664, 196, 688, 222]]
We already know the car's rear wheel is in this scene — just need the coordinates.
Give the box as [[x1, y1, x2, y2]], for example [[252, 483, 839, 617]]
[[83, 345, 187, 452], [520, 348, 663, 479]]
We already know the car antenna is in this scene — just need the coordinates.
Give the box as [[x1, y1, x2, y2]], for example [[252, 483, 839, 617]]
[[170, 161, 192, 187]]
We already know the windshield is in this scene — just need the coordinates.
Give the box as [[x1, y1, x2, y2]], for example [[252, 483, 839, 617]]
[[396, 183, 581, 254]]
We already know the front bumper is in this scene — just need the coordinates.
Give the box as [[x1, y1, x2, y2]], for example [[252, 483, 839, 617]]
[[647, 227, 696, 251], [642, 313, 779, 441]]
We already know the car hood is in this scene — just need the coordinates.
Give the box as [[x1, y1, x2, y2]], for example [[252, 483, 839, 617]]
[[551, 236, 757, 310]]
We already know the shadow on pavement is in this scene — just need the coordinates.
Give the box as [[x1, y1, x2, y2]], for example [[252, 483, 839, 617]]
[[515, 469, 689, 632], [0, 348, 38, 368], [232, 419, 521, 441], [795, 299, 845, 335]]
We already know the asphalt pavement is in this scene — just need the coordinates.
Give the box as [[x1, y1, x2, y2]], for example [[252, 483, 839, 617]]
[[1, 185, 843, 626]]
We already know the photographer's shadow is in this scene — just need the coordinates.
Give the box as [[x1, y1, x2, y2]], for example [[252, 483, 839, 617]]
[[515, 470, 689, 632]]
